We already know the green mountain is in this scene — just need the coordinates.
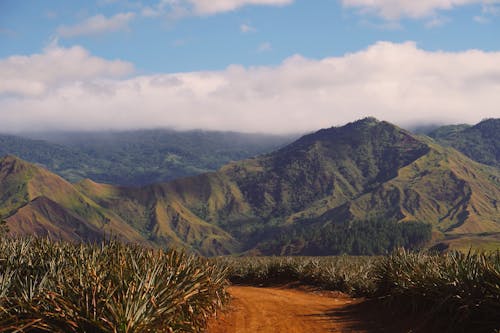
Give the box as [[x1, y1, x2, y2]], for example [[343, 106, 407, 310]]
[[0, 130, 293, 186], [428, 118, 500, 168], [2, 118, 499, 255]]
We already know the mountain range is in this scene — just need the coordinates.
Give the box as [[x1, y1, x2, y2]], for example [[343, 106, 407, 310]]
[[1, 118, 499, 255]]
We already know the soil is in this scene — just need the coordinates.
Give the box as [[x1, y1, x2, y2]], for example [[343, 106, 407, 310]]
[[207, 285, 428, 333]]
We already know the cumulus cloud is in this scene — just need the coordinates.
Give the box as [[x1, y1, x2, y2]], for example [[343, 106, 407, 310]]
[[341, 0, 500, 20], [57, 12, 135, 37], [187, 0, 293, 15], [141, 0, 293, 18], [0, 43, 134, 96], [257, 42, 272, 52], [1, 41, 500, 133], [240, 23, 256, 33], [473, 4, 500, 23]]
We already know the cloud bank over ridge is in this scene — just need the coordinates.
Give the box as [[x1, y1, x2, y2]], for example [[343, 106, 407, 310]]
[[1, 41, 499, 133]]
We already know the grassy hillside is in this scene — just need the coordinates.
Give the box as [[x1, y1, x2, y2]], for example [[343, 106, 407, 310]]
[[0, 130, 293, 185]]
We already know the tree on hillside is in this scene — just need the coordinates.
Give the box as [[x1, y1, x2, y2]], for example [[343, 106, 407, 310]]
[[0, 220, 8, 237]]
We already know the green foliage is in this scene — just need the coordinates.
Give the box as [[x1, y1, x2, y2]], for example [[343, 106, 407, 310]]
[[254, 219, 432, 256], [0, 238, 228, 332]]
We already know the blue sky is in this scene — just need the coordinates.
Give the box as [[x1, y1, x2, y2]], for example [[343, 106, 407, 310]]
[[1, 0, 500, 133]]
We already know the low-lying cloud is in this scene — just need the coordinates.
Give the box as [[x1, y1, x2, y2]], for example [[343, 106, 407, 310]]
[[1, 41, 499, 133]]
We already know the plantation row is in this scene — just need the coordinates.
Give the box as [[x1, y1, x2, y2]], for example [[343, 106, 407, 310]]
[[0, 238, 499, 332], [0, 238, 228, 332]]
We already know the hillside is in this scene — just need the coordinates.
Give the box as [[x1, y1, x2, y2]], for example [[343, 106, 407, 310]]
[[0, 130, 293, 185], [428, 118, 500, 168], [2, 118, 499, 255], [0, 155, 145, 243]]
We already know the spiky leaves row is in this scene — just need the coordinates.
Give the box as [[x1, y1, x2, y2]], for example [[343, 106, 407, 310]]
[[0, 238, 228, 332], [373, 249, 500, 332], [219, 256, 376, 296]]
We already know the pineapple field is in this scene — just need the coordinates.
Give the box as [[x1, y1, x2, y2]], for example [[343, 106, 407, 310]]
[[0, 238, 228, 332], [0, 238, 499, 332]]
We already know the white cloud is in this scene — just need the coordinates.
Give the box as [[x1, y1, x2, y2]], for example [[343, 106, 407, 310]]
[[240, 23, 256, 33], [425, 16, 450, 27], [341, 0, 500, 20], [0, 43, 134, 96], [257, 42, 272, 52], [473, 3, 500, 22], [57, 12, 135, 37], [1, 41, 500, 133], [187, 0, 293, 15], [44, 10, 58, 19], [140, 0, 293, 18], [482, 4, 500, 15], [473, 15, 490, 22]]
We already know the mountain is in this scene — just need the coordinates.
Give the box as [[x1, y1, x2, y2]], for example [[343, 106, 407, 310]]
[[0, 155, 145, 243], [76, 118, 500, 254], [0, 130, 294, 186], [2, 118, 499, 255], [0, 155, 237, 255], [428, 118, 500, 168]]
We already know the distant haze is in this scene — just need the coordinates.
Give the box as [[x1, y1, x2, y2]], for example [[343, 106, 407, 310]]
[[1, 41, 499, 134]]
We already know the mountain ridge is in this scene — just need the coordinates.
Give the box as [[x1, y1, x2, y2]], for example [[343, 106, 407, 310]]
[[1, 118, 499, 255]]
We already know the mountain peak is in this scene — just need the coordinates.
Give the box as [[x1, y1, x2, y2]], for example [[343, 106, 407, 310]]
[[352, 116, 380, 126], [0, 155, 37, 177], [286, 117, 411, 152], [1, 154, 25, 164], [472, 118, 500, 132]]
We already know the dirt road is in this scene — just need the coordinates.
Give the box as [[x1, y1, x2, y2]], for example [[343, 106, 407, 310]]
[[207, 286, 379, 333]]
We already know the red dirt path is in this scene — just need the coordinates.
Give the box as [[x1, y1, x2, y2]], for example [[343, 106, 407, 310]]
[[207, 285, 425, 333]]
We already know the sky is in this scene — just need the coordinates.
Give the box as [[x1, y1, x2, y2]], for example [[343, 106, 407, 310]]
[[1, 0, 500, 134]]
